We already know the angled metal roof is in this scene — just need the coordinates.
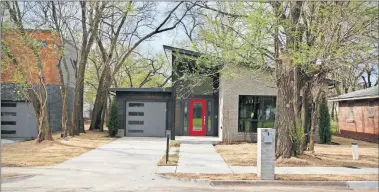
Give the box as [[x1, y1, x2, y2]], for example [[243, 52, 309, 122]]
[[329, 86, 379, 101], [163, 45, 201, 57], [109, 87, 172, 93]]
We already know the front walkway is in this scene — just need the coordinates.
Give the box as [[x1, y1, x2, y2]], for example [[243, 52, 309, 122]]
[[157, 143, 379, 175], [176, 144, 232, 173]]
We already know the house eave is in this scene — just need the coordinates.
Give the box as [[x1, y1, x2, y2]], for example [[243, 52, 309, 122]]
[[328, 95, 379, 102]]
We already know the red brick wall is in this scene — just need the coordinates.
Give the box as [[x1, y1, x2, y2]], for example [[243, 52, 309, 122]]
[[1, 30, 61, 85], [338, 99, 379, 142]]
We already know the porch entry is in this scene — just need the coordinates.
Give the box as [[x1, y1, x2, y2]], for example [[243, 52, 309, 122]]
[[189, 99, 206, 136]]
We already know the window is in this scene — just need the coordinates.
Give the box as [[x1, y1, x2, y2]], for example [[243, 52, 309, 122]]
[[1, 130, 16, 134], [192, 102, 203, 131], [238, 95, 276, 132], [1, 103, 16, 107], [207, 101, 212, 132], [128, 121, 144, 125], [1, 112, 16, 116], [368, 100, 375, 118], [128, 130, 143, 133], [183, 100, 188, 132], [129, 103, 144, 107], [1, 121, 16, 125], [347, 102, 355, 121], [128, 112, 144, 116]]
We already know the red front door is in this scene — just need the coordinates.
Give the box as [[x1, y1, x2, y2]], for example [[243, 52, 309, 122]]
[[189, 99, 206, 136]]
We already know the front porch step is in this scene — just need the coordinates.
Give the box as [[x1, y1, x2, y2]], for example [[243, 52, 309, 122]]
[[174, 136, 222, 145]]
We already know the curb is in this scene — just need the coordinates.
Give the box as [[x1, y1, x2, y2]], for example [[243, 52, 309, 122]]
[[210, 180, 348, 187], [157, 174, 211, 185], [347, 181, 379, 189], [157, 174, 378, 189]]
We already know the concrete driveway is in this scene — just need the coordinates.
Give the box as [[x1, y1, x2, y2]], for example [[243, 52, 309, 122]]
[[1, 137, 206, 192]]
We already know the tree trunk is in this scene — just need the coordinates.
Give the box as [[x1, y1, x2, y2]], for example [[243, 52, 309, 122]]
[[72, 1, 105, 135], [51, 1, 70, 138], [99, 94, 107, 132], [89, 65, 112, 130], [309, 104, 317, 152], [309, 89, 324, 152], [300, 82, 310, 153], [275, 71, 295, 158], [36, 81, 52, 142], [331, 101, 335, 121], [72, 59, 87, 135]]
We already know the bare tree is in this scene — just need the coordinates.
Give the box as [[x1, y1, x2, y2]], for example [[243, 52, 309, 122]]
[[89, 2, 196, 130], [3, 1, 52, 142], [72, 1, 107, 134]]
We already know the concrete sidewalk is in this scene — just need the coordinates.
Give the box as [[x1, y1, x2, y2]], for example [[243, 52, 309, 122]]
[[157, 165, 379, 174], [176, 144, 232, 173], [157, 144, 378, 175]]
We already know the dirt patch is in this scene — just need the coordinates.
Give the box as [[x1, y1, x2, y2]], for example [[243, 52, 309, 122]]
[[158, 143, 181, 166], [160, 173, 379, 181], [1, 130, 116, 167], [158, 153, 179, 166], [169, 141, 181, 148], [215, 136, 379, 167]]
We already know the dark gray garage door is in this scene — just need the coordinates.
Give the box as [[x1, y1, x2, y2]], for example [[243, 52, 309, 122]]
[[125, 101, 166, 137]]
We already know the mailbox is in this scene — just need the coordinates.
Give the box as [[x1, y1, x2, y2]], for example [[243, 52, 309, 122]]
[[166, 130, 171, 136], [263, 131, 273, 143]]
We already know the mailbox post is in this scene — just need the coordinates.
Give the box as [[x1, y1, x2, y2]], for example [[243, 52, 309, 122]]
[[166, 130, 171, 164], [257, 128, 275, 180]]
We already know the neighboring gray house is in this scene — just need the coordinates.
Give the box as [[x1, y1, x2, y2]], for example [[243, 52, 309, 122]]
[[1, 35, 76, 139], [110, 46, 277, 142]]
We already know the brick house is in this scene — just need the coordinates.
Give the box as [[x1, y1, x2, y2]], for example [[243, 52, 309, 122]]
[[329, 86, 379, 142], [1, 30, 76, 139]]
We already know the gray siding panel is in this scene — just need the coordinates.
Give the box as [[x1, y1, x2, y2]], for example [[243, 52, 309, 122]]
[[1, 83, 75, 134], [1, 101, 38, 138]]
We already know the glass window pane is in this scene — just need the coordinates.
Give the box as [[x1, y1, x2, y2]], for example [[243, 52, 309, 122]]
[[262, 121, 275, 128], [207, 101, 211, 132], [238, 95, 276, 132], [238, 120, 258, 133], [1, 112, 16, 116], [1, 121, 16, 125], [129, 103, 144, 107], [239, 96, 260, 121], [193, 102, 202, 131], [128, 112, 144, 116], [184, 100, 188, 132], [1, 103, 16, 107], [262, 97, 276, 121], [128, 121, 144, 125]]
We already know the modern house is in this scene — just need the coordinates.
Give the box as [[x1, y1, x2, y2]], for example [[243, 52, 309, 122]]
[[110, 45, 277, 142], [1, 30, 76, 139], [329, 86, 379, 142]]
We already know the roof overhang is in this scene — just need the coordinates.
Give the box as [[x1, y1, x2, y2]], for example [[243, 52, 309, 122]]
[[328, 95, 379, 102], [109, 87, 173, 94]]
